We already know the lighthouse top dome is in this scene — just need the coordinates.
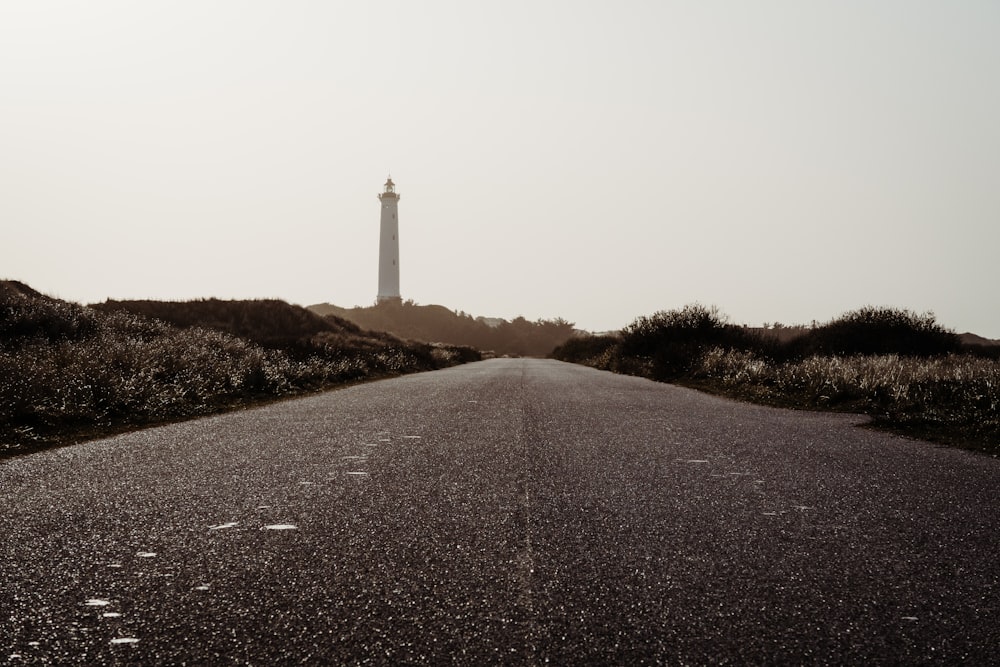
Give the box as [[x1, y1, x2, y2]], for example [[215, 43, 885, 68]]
[[378, 176, 399, 200]]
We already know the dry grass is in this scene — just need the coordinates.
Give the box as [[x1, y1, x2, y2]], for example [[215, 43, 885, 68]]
[[553, 305, 999, 454], [690, 349, 999, 450], [1, 282, 480, 457]]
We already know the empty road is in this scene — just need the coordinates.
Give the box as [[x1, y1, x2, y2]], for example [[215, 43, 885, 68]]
[[2, 359, 999, 664]]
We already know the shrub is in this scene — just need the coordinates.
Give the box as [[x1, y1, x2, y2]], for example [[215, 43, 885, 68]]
[[0, 283, 100, 346], [557, 303, 995, 451], [798, 306, 959, 358], [550, 334, 619, 367], [0, 283, 483, 455], [687, 347, 1000, 451], [618, 305, 764, 380], [93, 298, 357, 348]]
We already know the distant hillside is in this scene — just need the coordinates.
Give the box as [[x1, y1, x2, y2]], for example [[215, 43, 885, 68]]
[[308, 300, 576, 357], [959, 332, 1000, 347], [1, 283, 479, 456]]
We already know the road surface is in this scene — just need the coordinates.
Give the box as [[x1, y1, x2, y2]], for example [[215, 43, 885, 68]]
[[2, 359, 999, 664]]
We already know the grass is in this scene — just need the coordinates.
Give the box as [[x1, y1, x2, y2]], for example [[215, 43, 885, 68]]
[[687, 349, 999, 452], [553, 304, 1000, 455], [0, 281, 480, 458]]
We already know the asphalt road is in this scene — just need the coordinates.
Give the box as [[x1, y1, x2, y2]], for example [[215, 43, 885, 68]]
[[2, 358, 999, 665]]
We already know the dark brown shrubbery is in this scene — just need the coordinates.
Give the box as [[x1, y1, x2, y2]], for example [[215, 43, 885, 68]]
[[548, 333, 619, 369], [94, 298, 358, 349], [0, 281, 100, 345], [1, 283, 480, 456], [794, 306, 960, 358], [617, 304, 768, 380], [552, 304, 998, 453]]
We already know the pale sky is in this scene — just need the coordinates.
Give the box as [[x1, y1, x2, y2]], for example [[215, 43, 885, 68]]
[[2, 1, 998, 336]]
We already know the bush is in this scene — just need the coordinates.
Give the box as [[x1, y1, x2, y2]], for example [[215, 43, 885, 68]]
[[0, 282, 100, 346], [550, 334, 619, 367], [689, 347, 1000, 451], [798, 307, 959, 358], [0, 284, 482, 455], [555, 303, 995, 451], [618, 305, 763, 380], [93, 298, 357, 349]]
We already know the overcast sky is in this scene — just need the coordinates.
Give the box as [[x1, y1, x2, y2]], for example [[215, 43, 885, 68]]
[[2, 1, 998, 336]]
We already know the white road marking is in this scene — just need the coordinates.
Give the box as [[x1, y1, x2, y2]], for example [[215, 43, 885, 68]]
[[209, 522, 239, 530]]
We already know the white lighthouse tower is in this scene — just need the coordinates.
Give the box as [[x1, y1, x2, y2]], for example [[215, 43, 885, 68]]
[[376, 176, 402, 304]]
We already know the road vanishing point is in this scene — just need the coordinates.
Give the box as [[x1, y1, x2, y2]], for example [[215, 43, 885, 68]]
[[2, 359, 999, 665]]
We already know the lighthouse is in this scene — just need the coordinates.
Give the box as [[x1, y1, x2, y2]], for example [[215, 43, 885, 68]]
[[376, 176, 402, 304]]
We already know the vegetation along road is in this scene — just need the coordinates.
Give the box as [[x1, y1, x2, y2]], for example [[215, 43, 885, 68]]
[[3, 359, 999, 664]]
